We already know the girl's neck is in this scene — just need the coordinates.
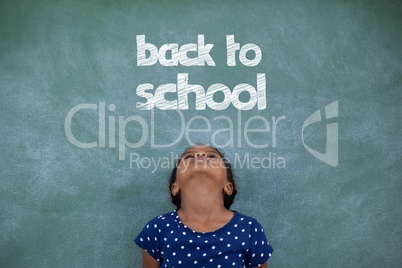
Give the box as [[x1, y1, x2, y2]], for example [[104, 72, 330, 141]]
[[179, 187, 225, 216], [177, 192, 234, 232]]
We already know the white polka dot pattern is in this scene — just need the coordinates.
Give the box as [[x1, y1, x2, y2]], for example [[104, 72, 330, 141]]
[[135, 210, 273, 267]]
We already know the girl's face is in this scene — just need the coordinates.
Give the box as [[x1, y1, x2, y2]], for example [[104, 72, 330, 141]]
[[172, 145, 232, 196]]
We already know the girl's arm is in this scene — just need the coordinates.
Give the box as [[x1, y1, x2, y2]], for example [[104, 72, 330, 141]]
[[141, 250, 160, 268]]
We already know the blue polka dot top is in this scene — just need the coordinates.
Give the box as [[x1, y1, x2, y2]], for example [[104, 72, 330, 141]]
[[135, 210, 273, 267]]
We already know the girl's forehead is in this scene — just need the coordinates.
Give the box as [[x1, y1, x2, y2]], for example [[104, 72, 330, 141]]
[[182, 146, 220, 155]]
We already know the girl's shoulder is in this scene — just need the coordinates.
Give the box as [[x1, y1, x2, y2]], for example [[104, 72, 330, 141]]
[[144, 210, 179, 227], [233, 211, 263, 225], [230, 211, 268, 233]]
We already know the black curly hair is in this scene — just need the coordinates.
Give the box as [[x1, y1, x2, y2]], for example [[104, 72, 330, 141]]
[[168, 146, 237, 210]]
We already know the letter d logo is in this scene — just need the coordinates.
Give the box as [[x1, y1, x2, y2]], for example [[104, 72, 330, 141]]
[[302, 101, 338, 167]]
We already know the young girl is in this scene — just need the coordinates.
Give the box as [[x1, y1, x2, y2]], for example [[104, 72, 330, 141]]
[[135, 145, 274, 268]]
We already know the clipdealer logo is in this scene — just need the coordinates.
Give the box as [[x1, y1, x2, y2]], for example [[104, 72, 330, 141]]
[[64, 103, 287, 170], [63, 101, 339, 169]]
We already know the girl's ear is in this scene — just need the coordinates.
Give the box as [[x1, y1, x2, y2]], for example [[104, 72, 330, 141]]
[[224, 183, 233, 196], [171, 183, 180, 196]]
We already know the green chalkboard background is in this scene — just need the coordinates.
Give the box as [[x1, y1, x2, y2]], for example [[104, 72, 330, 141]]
[[1, 0, 401, 267]]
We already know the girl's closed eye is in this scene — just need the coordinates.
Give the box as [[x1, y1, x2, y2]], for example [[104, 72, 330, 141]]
[[183, 154, 194, 159]]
